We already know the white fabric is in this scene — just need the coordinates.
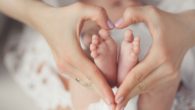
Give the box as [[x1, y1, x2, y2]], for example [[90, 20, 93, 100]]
[[3, 0, 195, 110]]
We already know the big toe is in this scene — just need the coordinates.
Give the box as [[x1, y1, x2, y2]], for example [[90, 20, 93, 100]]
[[92, 34, 99, 45], [90, 34, 100, 58], [99, 29, 110, 40]]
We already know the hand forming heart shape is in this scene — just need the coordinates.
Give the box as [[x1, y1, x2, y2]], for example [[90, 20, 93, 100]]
[[28, 1, 193, 109], [1, 0, 194, 110]]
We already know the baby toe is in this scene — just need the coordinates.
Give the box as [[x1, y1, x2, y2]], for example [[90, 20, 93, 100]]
[[129, 52, 138, 62], [133, 37, 140, 54], [91, 51, 99, 58], [124, 29, 134, 42], [90, 44, 96, 51]]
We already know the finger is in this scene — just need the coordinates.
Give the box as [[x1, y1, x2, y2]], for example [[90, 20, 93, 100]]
[[84, 6, 114, 29], [115, 6, 146, 28], [115, 6, 158, 32], [115, 52, 159, 104], [77, 4, 114, 35]]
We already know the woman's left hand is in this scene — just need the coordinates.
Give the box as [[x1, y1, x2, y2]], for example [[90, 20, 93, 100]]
[[114, 6, 195, 110]]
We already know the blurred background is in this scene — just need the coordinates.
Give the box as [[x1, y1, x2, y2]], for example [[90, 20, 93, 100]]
[[0, 13, 41, 110]]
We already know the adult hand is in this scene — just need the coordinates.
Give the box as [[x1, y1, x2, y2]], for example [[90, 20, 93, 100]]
[[114, 6, 195, 110], [28, 1, 115, 107]]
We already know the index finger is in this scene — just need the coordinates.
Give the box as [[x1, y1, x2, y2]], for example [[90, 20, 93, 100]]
[[76, 3, 114, 36], [114, 6, 159, 37]]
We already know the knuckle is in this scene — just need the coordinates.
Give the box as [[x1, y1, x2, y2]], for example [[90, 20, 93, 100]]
[[95, 7, 106, 15], [145, 5, 159, 14], [138, 82, 146, 92], [92, 7, 107, 21], [124, 7, 133, 18], [134, 73, 143, 83], [144, 5, 160, 20], [56, 60, 71, 72], [123, 7, 138, 23]]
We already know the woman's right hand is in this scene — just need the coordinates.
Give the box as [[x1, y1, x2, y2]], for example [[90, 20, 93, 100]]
[[28, 1, 115, 107], [114, 6, 195, 110]]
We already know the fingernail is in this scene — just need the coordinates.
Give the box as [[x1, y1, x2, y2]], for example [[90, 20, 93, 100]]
[[107, 20, 115, 29], [116, 96, 124, 104], [115, 18, 123, 27]]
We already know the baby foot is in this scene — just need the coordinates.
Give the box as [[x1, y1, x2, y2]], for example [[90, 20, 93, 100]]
[[90, 29, 117, 86], [117, 29, 140, 85]]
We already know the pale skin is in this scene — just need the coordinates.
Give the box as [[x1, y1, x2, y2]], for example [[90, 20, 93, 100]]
[[1, 0, 195, 110], [0, 0, 116, 108], [114, 6, 195, 110], [71, 28, 140, 110], [68, 1, 185, 110]]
